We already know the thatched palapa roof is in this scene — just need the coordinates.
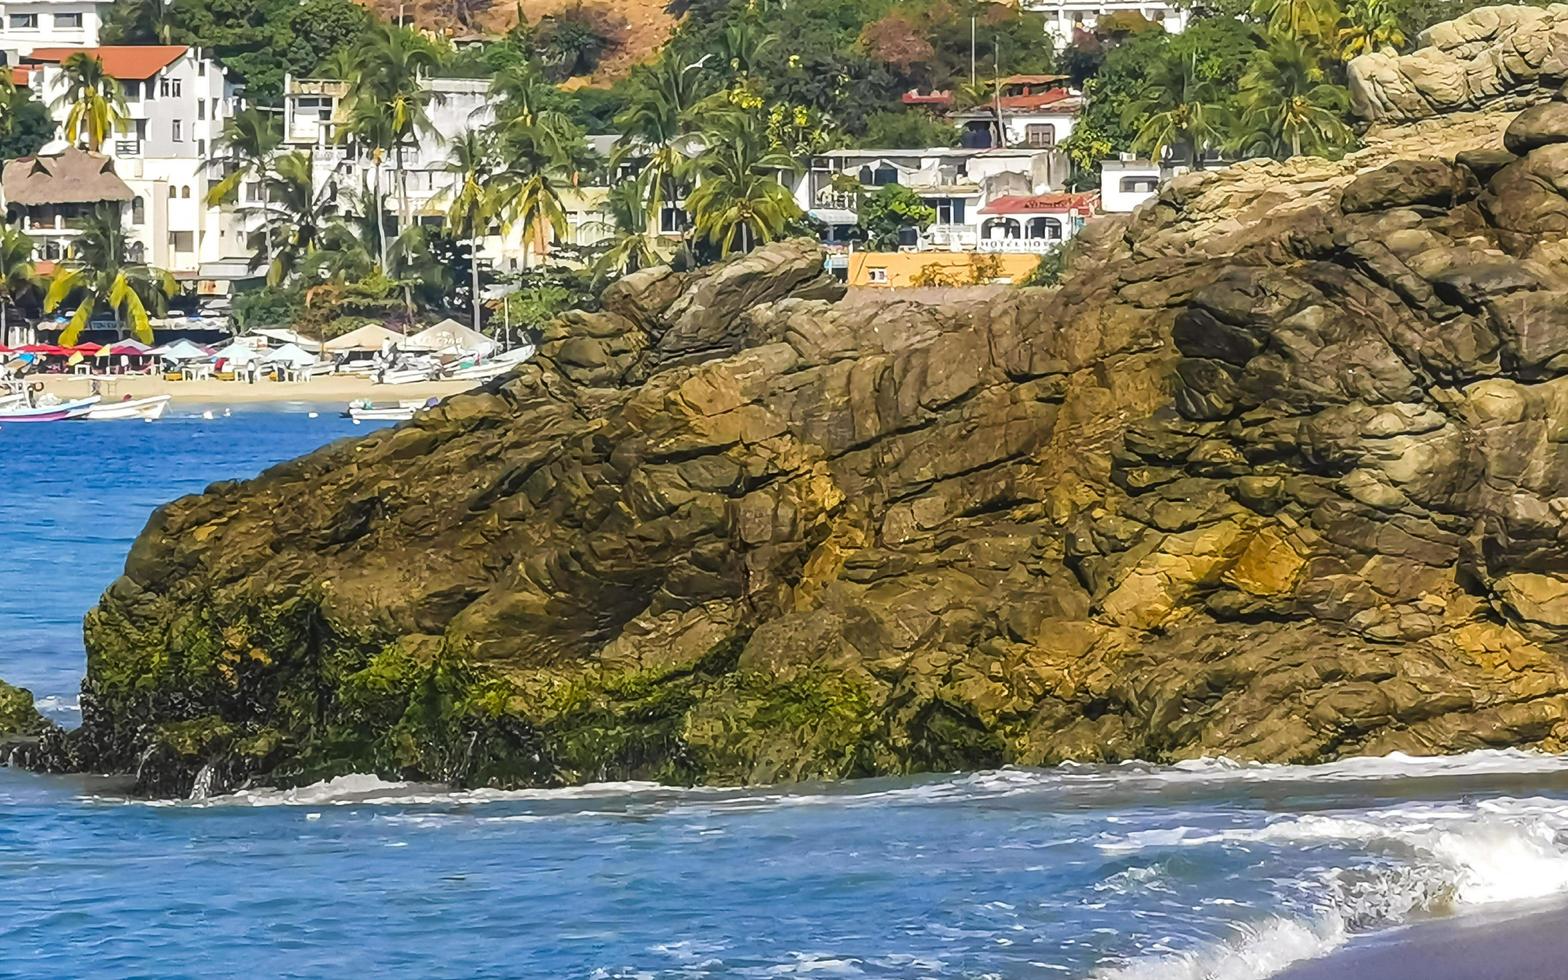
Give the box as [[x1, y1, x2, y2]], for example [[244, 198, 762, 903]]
[[3, 147, 134, 206]]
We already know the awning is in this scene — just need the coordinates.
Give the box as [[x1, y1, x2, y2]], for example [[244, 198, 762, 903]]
[[809, 208, 858, 225]]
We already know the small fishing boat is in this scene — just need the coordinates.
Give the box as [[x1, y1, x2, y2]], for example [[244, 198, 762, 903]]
[[81, 394, 172, 421], [344, 397, 437, 423], [0, 395, 100, 422]]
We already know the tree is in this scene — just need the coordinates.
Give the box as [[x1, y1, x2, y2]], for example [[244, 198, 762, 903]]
[[45, 205, 176, 344], [346, 24, 445, 243], [0, 80, 53, 160], [613, 56, 710, 237], [1124, 47, 1230, 168], [53, 53, 128, 152], [491, 65, 581, 267], [437, 130, 502, 331], [1248, 0, 1343, 45], [0, 227, 38, 347], [858, 183, 936, 249], [856, 109, 960, 149], [535, 2, 629, 80], [1337, 0, 1406, 60], [593, 171, 663, 280], [859, 13, 935, 76], [1233, 33, 1353, 159], [207, 107, 283, 201], [244, 151, 340, 285], [685, 108, 803, 255]]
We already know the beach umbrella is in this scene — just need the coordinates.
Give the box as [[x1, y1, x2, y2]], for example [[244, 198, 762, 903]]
[[149, 339, 213, 362], [211, 341, 263, 366], [406, 319, 496, 355], [261, 342, 318, 368], [322, 324, 408, 353]]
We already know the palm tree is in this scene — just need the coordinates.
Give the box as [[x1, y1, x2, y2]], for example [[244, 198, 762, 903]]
[[44, 205, 175, 344], [0, 227, 38, 347], [685, 109, 802, 255], [344, 24, 444, 237], [244, 151, 340, 285], [52, 52, 129, 152], [1124, 49, 1230, 169], [206, 107, 283, 272], [612, 57, 709, 241], [436, 130, 501, 331], [593, 172, 662, 279], [339, 97, 395, 271], [489, 66, 580, 268], [205, 107, 282, 205], [1249, 0, 1343, 45], [1233, 34, 1353, 159], [1337, 0, 1405, 60]]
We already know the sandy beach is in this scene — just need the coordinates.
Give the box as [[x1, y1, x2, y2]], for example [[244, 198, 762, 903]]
[[1278, 901, 1568, 980], [25, 374, 484, 406]]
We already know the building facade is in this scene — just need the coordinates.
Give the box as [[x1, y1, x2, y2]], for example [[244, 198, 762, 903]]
[[1022, 0, 1189, 47], [7, 44, 251, 303], [0, 0, 105, 58]]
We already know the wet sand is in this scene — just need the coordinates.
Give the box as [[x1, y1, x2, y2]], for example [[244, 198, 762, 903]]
[[28, 374, 481, 405], [1279, 900, 1568, 980]]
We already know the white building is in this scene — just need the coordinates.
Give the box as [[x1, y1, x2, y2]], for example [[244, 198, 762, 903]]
[[0, 0, 105, 58], [11, 45, 250, 299], [1023, 0, 1188, 47], [794, 146, 1070, 253], [1099, 158, 1161, 213], [949, 75, 1082, 151], [281, 74, 615, 271], [976, 191, 1098, 251]]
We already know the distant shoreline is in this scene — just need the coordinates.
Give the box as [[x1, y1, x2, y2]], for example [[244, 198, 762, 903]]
[[28, 374, 485, 406]]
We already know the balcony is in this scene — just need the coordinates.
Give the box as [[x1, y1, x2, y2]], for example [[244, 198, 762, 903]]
[[926, 225, 978, 250], [114, 139, 143, 156]]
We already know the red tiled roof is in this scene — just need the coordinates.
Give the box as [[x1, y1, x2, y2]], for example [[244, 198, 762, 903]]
[[999, 74, 1070, 86], [980, 192, 1100, 215], [901, 90, 953, 106], [10, 66, 32, 86], [25, 46, 187, 80], [997, 90, 1079, 112]]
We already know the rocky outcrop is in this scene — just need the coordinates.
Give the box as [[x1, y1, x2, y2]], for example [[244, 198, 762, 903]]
[[1351, 4, 1568, 122], [28, 10, 1568, 796]]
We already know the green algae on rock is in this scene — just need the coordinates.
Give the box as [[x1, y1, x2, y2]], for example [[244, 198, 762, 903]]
[[31, 6, 1568, 797], [0, 681, 48, 738]]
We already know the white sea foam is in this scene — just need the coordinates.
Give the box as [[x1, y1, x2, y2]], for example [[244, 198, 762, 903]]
[[1094, 794, 1568, 980]]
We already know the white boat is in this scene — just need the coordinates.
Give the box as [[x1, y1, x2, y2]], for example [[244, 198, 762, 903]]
[[443, 361, 514, 383], [344, 397, 436, 423], [0, 395, 100, 423], [81, 394, 172, 421], [377, 367, 436, 385]]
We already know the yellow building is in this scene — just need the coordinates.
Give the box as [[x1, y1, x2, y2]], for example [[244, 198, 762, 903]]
[[846, 251, 1041, 288]]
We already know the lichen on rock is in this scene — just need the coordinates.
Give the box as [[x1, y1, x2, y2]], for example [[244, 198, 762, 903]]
[[31, 7, 1568, 797]]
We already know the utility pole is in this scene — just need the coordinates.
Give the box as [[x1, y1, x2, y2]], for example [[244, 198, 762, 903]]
[[970, 16, 977, 88]]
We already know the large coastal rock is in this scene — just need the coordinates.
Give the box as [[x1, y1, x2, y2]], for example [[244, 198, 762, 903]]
[[1351, 4, 1568, 122], [28, 10, 1568, 796]]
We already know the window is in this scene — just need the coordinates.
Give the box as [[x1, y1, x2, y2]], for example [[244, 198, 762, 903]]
[[658, 206, 689, 234], [1025, 123, 1056, 148], [871, 164, 898, 186], [172, 120, 183, 141], [198, 139, 206, 155], [180, 185, 191, 199], [198, 60, 206, 76], [867, 267, 888, 284], [128, 242, 145, 262], [1027, 216, 1063, 240], [160, 77, 182, 98], [131, 196, 145, 224], [54, 12, 83, 28], [10, 13, 37, 28], [1120, 176, 1158, 193], [171, 231, 194, 253], [197, 101, 205, 120], [44, 239, 61, 260], [933, 197, 965, 225]]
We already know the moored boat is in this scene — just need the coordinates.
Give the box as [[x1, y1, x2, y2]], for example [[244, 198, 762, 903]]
[[80, 394, 172, 421], [344, 397, 437, 423], [0, 395, 100, 422]]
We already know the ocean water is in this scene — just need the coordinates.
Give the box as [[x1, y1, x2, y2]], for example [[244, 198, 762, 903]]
[[6, 406, 1568, 978]]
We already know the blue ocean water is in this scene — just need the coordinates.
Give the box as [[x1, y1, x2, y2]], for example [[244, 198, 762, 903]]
[[5, 406, 1568, 978]]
